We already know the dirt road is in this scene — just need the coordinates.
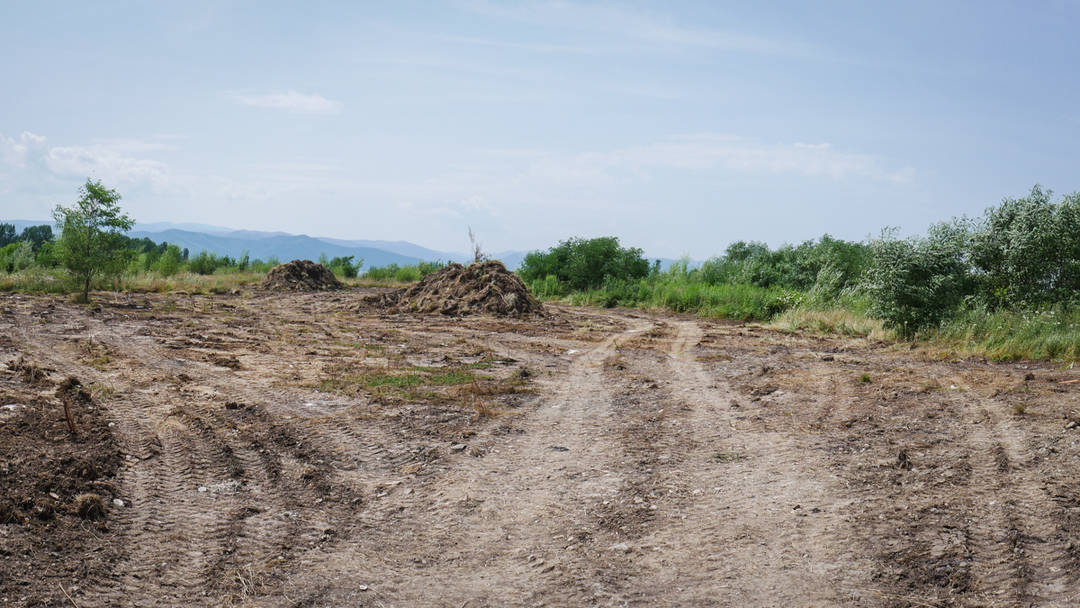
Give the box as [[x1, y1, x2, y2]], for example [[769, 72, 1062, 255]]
[[3, 291, 1080, 607]]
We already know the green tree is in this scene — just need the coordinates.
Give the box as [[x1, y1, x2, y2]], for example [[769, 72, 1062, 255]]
[[0, 223, 15, 247], [53, 179, 135, 302], [19, 224, 54, 252], [519, 236, 650, 291], [154, 244, 183, 277]]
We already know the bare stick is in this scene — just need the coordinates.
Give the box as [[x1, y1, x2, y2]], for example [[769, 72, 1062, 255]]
[[59, 583, 81, 608], [63, 399, 76, 435]]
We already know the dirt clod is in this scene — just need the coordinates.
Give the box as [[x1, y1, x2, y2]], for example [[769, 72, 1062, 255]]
[[261, 259, 344, 291], [73, 493, 107, 520], [8, 356, 47, 385], [368, 261, 542, 316]]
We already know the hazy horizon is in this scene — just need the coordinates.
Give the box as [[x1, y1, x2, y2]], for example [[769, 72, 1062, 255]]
[[3, 1, 1078, 258]]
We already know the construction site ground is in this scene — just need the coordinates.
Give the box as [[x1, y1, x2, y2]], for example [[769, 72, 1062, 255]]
[[3, 289, 1080, 607]]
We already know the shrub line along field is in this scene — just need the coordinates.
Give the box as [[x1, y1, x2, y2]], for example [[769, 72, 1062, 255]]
[[4, 285, 1080, 607]]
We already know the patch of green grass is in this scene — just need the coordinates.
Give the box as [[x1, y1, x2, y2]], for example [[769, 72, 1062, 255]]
[[859, 373, 872, 383], [429, 371, 474, 386], [364, 373, 425, 388]]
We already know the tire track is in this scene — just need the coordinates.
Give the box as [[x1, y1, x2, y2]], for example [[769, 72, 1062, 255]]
[[269, 316, 656, 606], [617, 318, 858, 607], [963, 406, 1078, 605]]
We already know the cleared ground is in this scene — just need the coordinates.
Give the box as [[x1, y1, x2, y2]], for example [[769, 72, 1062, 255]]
[[2, 290, 1080, 607]]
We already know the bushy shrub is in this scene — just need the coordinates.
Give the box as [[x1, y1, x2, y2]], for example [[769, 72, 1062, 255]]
[[154, 245, 184, 277], [863, 223, 972, 337], [697, 236, 869, 291], [361, 262, 442, 282], [326, 255, 361, 278], [519, 236, 650, 290], [969, 186, 1080, 308], [186, 251, 223, 275]]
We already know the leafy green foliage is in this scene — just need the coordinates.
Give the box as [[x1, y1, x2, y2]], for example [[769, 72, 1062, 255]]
[[154, 245, 184, 277], [862, 223, 972, 337], [519, 236, 650, 290], [0, 224, 16, 247], [53, 179, 135, 302], [698, 235, 869, 293], [326, 255, 361, 278], [362, 261, 445, 282], [18, 225, 53, 251], [969, 186, 1080, 307]]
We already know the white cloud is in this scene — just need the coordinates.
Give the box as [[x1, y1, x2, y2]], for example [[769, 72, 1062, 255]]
[[229, 90, 344, 114], [0, 131, 47, 167], [1, 131, 171, 189], [45, 145, 168, 185]]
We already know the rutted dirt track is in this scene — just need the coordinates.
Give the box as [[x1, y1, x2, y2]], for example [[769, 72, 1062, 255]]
[[4, 291, 1080, 607]]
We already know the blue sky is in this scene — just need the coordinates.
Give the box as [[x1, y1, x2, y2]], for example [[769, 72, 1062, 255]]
[[2, 1, 1078, 257]]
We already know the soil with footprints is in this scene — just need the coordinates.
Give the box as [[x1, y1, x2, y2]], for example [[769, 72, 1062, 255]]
[[3, 289, 1080, 607]]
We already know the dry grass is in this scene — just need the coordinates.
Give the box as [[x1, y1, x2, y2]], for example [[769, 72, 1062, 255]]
[[771, 306, 892, 341]]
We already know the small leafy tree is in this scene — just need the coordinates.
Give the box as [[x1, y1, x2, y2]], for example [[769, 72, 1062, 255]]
[[154, 244, 184, 277], [53, 179, 134, 302]]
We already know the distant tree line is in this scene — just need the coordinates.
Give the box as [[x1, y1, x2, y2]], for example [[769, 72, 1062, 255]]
[[518, 185, 1080, 336]]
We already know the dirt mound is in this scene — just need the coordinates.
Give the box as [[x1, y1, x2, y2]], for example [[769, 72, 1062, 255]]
[[261, 260, 344, 291], [370, 261, 542, 316], [0, 373, 124, 604]]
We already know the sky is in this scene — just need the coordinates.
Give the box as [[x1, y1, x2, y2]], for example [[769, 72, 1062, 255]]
[[2, 1, 1079, 258]]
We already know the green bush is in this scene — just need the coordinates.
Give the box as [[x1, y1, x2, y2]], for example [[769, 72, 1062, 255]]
[[519, 236, 650, 290], [862, 223, 972, 337], [187, 251, 222, 275], [326, 255, 361, 278], [969, 186, 1080, 308], [154, 245, 184, 277], [697, 235, 869, 291]]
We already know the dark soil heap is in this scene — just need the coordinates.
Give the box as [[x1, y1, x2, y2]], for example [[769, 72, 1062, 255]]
[[262, 260, 344, 291], [371, 261, 542, 316]]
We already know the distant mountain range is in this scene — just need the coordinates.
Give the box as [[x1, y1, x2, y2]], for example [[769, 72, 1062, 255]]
[[5, 219, 525, 270], [4, 219, 690, 271]]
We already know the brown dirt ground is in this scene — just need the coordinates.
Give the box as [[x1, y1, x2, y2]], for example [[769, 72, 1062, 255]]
[[2, 290, 1080, 607]]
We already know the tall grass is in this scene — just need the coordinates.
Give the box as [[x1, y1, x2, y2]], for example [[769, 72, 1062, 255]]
[[533, 275, 802, 322], [930, 306, 1080, 362]]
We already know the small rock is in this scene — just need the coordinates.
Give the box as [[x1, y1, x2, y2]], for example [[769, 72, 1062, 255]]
[[358, 584, 369, 591], [198, 486, 208, 493], [822, 355, 835, 362], [1066, 420, 1077, 430], [609, 542, 632, 553], [113, 498, 125, 508], [450, 443, 467, 452]]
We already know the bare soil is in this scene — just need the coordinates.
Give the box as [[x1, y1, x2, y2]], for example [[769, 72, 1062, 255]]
[[2, 290, 1080, 607]]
